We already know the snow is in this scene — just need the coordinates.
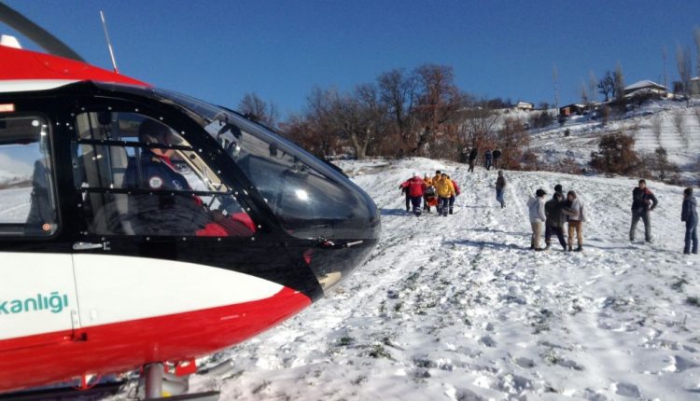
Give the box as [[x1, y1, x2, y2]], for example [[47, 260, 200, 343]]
[[143, 157, 700, 401], [0, 186, 31, 222]]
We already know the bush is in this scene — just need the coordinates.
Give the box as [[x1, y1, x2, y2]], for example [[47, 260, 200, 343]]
[[589, 131, 640, 175], [529, 111, 554, 129]]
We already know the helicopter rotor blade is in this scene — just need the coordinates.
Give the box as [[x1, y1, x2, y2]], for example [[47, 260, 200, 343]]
[[0, 1, 84, 62]]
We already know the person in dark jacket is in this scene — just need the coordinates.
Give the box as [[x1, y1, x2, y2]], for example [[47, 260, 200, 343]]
[[544, 192, 567, 251], [681, 187, 698, 254], [629, 179, 658, 243], [492, 149, 502, 169], [400, 173, 426, 216], [484, 149, 493, 170], [495, 170, 506, 208], [468, 148, 478, 173], [554, 184, 564, 199]]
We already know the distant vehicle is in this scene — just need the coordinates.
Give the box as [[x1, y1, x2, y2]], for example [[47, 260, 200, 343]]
[[0, 3, 380, 399]]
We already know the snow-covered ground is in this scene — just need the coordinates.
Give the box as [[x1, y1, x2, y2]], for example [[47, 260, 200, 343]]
[[0, 186, 31, 223], [160, 157, 700, 401]]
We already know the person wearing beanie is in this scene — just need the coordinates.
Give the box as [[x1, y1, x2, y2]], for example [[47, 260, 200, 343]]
[[435, 173, 455, 217], [399, 173, 426, 216], [681, 187, 698, 254], [562, 190, 586, 251], [554, 184, 564, 199], [527, 188, 547, 250]]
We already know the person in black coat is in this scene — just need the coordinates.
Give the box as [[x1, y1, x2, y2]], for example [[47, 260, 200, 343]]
[[629, 179, 658, 243], [544, 192, 567, 250], [682, 187, 698, 254], [468, 148, 478, 173]]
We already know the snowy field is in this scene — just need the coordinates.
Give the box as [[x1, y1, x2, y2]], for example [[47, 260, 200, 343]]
[[155, 157, 700, 401], [0, 186, 31, 223]]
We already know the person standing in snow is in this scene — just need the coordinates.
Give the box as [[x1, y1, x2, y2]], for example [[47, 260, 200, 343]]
[[492, 149, 502, 169], [544, 192, 567, 251], [423, 174, 435, 213], [495, 170, 506, 208], [681, 187, 698, 254], [554, 184, 564, 199], [400, 173, 426, 216], [562, 191, 586, 252], [399, 179, 411, 212], [468, 148, 478, 173], [629, 179, 658, 243], [527, 189, 547, 250], [435, 173, 455, 217], [484, 149, 493, 170], [447, 175, 461, 215]]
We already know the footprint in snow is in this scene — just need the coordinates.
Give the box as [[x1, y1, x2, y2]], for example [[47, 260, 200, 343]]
[[610, 381, 641, 398]]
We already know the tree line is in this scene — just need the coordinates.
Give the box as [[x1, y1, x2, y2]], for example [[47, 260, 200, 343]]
[[239, 64, 534, 168]]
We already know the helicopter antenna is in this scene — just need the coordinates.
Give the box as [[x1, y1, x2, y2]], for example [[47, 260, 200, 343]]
[[0, 1, 84, 61], [99, 11, 119, 73]]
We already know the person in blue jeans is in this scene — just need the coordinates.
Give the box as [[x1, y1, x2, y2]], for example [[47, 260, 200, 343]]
[[495, 170, 506, 208], [681, 187, 698, 254]]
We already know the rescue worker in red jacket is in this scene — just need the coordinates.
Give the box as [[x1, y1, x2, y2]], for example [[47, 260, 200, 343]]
[[400, 173, 426, 216]]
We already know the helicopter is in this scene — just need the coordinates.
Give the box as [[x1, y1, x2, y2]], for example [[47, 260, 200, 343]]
[[0, 2, 380, 399]]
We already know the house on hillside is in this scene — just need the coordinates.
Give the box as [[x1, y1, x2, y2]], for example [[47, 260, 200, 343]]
[[691, 77, 700, 95], [623, 80, 668, 98], [559, 104, 585, 117], [515, 101, 534, 111]]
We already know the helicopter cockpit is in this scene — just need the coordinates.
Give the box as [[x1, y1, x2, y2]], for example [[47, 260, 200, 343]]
[[150, 87, 381, 242], [73, 110, 255, 238]]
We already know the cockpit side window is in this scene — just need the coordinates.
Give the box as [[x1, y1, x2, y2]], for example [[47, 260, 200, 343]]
[[72, 111, 255, 237], [0, 114, 58, 237]]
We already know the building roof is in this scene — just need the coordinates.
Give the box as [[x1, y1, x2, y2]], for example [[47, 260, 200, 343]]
[[624, 80, 666, 92]]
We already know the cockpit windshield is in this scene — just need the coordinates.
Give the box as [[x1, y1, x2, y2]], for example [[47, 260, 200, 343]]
[[150, 88, 380, 241]]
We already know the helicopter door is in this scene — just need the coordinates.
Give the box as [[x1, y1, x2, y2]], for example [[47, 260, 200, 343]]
[[0, 114, 77, 351]]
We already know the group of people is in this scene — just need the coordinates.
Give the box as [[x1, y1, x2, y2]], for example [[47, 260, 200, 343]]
[[398, 167, 698, 255], [462, 148, 502, 172], [523, 178, 698, 255], [526, 184, 585, 252], [399, 170, 461, 217]]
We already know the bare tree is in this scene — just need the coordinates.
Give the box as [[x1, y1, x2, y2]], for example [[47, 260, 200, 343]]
[[695, 27, 700, 78], [651, 113, 663, 146], [588, 71, 597, 105], [457, 104, 499, 151], [597, 71, 615, 102], [377, 69, 417, 156], [661, 45, 669, 89], [496, 117, 530, 169], [580, 80, 589, 106], [672, 108, 688, 147], [676, 44, 692, 99], [344, 83, 387, 159], [411, 64, 462, 156], [552, 64, 559, 109], [238, 92, 279, 128], [613, 62, 625, 102]]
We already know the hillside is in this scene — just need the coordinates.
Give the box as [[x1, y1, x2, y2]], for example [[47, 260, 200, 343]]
[[170, 158, 700, 401], [526, 99, 700, 181]]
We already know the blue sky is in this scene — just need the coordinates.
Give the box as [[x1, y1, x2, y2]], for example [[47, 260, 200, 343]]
[[3, 1, 700, 117]]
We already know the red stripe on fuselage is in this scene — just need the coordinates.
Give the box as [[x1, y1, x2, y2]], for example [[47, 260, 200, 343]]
[[0, 46, 147, 86], [0, 287, 310, 392]]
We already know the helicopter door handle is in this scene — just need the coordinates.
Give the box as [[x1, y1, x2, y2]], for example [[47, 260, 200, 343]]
[[73, 241, 111, 251]]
